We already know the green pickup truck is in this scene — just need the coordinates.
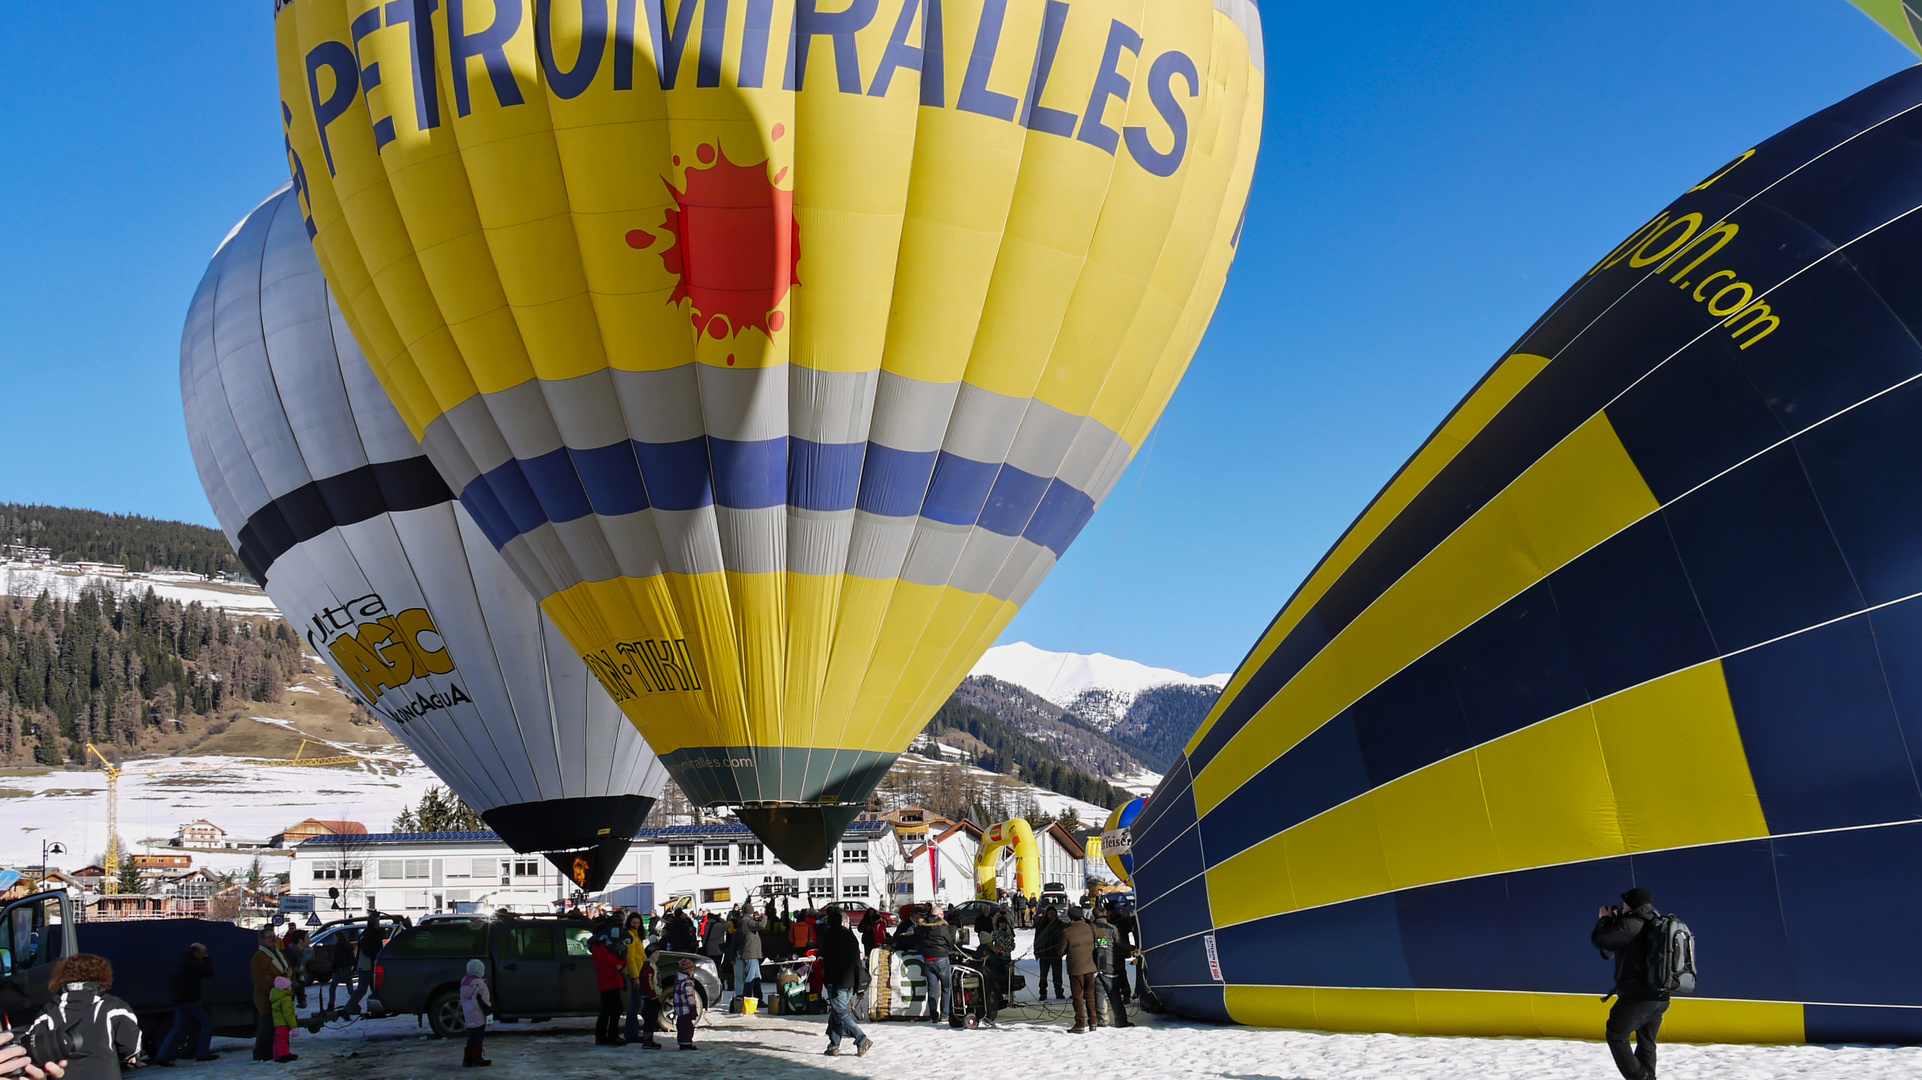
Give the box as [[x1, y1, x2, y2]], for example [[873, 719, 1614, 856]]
[[365, 914, 720, 1037]]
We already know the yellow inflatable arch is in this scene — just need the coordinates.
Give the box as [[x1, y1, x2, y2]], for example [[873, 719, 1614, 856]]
[[976, 819, 1040, 901]]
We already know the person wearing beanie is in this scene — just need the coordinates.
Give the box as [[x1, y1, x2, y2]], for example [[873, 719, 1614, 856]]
[[672, 959, 701, 1050], [1061, 907, 1098, 1033], [1592, 886, 1666, 1080], [268, 976, 298, 1063], [460, 959, 493, 1067]]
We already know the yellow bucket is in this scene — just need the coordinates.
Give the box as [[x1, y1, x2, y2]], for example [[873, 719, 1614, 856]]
[[742, 997, 759, 1015]]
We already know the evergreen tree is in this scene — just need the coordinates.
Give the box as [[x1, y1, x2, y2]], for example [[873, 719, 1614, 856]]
[[0, 587, 302, 762], [115, 860, 147, 895], [245, 855, 264, 891], [393, 786, 486, 834], [921, 699, 1125, 810]]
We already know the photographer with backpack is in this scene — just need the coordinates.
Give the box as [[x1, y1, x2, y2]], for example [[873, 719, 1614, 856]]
[[1592, 887, 1695, 1080]]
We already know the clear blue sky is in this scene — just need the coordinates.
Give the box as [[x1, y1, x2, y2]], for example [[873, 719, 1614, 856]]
[[0, 3, 1910, 677]]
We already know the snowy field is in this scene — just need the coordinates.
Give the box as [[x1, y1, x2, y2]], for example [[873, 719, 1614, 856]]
[[2, 733, 431, 875], [172, 1004, 1920, 1080]]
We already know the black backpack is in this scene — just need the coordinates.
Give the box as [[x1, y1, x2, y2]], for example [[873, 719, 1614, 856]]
[[1640, 911, 1698, 995]]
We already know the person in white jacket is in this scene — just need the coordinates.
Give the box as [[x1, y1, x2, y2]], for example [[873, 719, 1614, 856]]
[[460, 959, 493, 1067]]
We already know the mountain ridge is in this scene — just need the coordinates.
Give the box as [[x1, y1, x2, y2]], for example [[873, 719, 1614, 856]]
[[956, 642, 1230, 775]]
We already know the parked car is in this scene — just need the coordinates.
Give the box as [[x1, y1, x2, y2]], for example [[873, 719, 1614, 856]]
[[367, 915, 721, 1037], [309, 915, 411, 958], [0, 892, 260, 1055]]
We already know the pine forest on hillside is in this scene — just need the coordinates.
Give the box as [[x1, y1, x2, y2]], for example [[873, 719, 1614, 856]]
[[923, 698, 1129, 810], [0, 588, 306, 766], [0, 504, 244, 579]]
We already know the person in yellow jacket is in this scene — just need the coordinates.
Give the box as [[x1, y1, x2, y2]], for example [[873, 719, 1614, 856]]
[[268, 976, 298, 1063], [622, 912, 649, 1043]]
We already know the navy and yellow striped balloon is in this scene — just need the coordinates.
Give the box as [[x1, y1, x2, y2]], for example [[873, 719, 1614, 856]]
[[1135, 67, 1922, 1045]]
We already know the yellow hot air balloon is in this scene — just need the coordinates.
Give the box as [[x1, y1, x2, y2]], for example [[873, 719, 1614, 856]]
[[1852, 0, 1922, 54], [274, 0, 1262, 867]]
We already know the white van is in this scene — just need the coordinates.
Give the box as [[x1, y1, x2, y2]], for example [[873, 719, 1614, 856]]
[[473, 889, 559, 915]]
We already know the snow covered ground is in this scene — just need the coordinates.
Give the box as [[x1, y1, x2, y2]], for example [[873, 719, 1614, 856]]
[[180, 1001, 1919, 1080], [1, 734, 430, 876], [972, 641, 1229, 712]]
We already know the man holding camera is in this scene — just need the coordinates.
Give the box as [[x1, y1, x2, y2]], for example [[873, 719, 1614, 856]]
[[1592, 887, 1666, 1080]]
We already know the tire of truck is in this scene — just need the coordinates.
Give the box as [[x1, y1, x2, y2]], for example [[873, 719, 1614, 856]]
[[425, 988, 467, 1039], [138, 1014, 170, 1060]]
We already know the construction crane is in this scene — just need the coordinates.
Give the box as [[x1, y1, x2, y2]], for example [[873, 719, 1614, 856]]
[[84, 743, 122, 895], [277, 739, 365, 768], [83, 739, 367, 892]]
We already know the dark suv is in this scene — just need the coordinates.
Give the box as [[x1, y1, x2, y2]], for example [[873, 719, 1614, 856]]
[[365, 916, 720, 1037]]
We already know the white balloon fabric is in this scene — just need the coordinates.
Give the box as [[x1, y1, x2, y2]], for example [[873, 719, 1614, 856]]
[[181, 186, 668, 888]]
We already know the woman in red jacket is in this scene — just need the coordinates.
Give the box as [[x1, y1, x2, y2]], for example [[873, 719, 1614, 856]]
[[590, 936, 627, 1046]]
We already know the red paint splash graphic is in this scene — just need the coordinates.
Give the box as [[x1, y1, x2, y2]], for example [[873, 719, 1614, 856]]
[[624, 141, 799, 339]]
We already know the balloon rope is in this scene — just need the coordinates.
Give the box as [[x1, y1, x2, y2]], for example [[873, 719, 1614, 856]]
[[1043, 425, 1161, 701]]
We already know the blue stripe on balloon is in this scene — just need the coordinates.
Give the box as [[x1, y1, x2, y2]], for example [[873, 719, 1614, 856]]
[[790, 439, 865, 512], [459, 483, 517, 550], [634, 437, 715, 511], [519, 446, 595, 523], [1025, 479, 1097, 557], [488, 459, 549, 535], [457, 438, 1103, 552], [572, 442, 651, 517], [977, 466, 1050, 537], [710, 437, 788, 509], [856, 444, 939, 517], [921, 452, 1001, 527]]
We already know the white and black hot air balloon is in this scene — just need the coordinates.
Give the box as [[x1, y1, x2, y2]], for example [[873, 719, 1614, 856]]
[[181, 186, 668, 889]]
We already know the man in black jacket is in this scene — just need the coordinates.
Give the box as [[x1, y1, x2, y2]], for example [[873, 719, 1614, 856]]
[[911, 909, 958, 1023], [818, 910, 873, 1056], [345, 909, 384, 1015], [1095, 904, 1134, 1027], [1592, 887, 1667, 1080], [155, 943, 218, 1066], [665, 909, 699, 954]]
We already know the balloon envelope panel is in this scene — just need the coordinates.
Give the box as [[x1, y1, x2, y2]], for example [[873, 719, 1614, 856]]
[[181, 188, 669, 888], [271, 0, 1263, 867], [1132, 69, 1922, 1044]]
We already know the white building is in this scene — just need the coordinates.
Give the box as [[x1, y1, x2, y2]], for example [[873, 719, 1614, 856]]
[[175, 820, 226, 846], [291, 820, 892, 919], [290, 814, 1087, 919]]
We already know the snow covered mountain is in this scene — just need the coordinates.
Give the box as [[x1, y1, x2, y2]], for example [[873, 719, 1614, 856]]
[[961, 643, 1231, 773], [971, 642, 1230, 722]]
